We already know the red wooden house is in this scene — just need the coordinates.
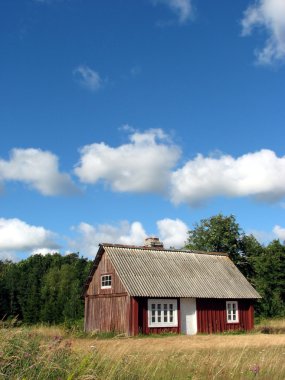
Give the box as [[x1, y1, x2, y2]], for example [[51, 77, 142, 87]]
[[84, 238, 261, 335]]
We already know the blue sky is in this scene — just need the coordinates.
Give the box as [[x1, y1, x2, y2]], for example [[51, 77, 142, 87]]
[[1, 0, 285, 260]]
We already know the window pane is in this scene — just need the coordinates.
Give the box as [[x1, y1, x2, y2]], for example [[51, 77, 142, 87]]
[[101, 275, 112, 287], [151, 308, 155, 323], [157, 304, 161, 322], [170, 309, 173, 322], [227, 302, 238, 323]]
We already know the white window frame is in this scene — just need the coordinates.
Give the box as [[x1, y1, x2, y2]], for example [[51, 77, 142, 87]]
[[226, 301, 239, 323], [148, 299, 178, 328], [101, 274, 112, 289]]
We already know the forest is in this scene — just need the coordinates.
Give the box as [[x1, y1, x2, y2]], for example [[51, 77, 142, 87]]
[[0, 214, 284, 324]]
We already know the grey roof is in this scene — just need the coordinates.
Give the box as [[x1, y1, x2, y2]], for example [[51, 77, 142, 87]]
[[98, 244, 261, 299]]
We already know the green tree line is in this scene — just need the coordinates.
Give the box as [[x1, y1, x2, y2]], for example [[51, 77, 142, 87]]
[[0, 214, 284, 324], [0, 253, 92, 324]]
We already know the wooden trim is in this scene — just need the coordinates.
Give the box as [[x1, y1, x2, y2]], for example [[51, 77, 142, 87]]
[[87, 293, 128, 299], [130, 297, 139, 336], [177, 298, 181, 334]]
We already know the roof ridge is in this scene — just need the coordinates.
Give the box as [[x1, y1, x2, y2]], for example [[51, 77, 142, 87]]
[[100, 243, 228, 256]]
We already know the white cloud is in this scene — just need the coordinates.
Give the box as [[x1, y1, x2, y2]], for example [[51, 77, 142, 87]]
[[171, 149, 285, 206], [273, 225, 285, 241], [68, 217, 189, 257], [241, 0, 285, 65], [69, 221, 147, 258], [0, 218, 59, 258], [153, 0, 193, 24], [73, 65, 102, 91], [0, 148, 77, 196], [75, 129, 180, 193], [31, 248, 60, 255], [157, 218, 188, 248]]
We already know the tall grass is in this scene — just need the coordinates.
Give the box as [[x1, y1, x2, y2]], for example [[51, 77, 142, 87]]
[[1, 322, 285, 379]]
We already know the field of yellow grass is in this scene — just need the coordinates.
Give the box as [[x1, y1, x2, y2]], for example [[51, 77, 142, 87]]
[[1, 320, 285, 379]]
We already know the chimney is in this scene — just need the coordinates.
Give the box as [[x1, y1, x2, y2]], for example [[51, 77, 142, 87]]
[[144, 236, 164, 249]]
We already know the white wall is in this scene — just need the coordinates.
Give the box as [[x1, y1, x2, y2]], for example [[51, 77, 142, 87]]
[[180, 298, 197, 335]]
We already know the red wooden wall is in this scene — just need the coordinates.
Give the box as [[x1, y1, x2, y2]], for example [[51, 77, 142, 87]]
[[196, 299, 254, 333], [84, 251, 130, 334]]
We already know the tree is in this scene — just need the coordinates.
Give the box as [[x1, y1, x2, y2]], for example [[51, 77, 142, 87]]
[[1, 252, 92, 324], [186, 214, 244, 263], [254, 240, 285, 317], [185, 213, 264, 278]]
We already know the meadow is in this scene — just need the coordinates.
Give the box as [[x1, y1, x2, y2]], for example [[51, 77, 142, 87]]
[[0, 319, 285, 380]]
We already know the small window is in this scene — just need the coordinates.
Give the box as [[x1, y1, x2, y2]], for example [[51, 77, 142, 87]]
[[148, 299, 178, 327], [101, 274, 112, 289], [226, 301, 239, 323]]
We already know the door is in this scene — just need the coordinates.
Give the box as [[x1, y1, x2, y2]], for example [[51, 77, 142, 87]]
[[180, 298, 197, 335]]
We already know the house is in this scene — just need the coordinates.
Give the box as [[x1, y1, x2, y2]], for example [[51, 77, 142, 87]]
[[84, 237, 261, 335]]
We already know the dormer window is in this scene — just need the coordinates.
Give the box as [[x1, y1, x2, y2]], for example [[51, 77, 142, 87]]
[[101, 274, 112, 289]]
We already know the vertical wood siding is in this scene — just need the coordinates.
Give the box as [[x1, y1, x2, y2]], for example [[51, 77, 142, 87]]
[[85, 251, 130, 333], [196, 299, 254, 333], [86, 251, 126, 296]]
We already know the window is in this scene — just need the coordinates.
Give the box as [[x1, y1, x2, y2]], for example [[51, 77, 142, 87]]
[[226, 301, 239, 323], [101, 274, 112, 289], [148, 299, 178, 327]]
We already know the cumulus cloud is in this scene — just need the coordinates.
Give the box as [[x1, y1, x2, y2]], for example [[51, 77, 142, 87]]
[[153, 0, 193, 24], [241, 0, 285, 65], [31, 248, 60, 255], [0, 218, 60, 258], [68, 218, 188, 257], [73, 65, 103, 91], [157, 218, 188, 248], [75, 129, 180, 193], [171, 149, 285, 206], [273, 225, 285, 241], [0, 148, 77, 196], [69, 221, 147, 258]]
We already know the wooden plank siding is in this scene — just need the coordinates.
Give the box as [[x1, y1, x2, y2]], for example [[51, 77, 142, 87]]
[[84, 251, 130, 334], [86, 251, 126, 296], [196, 299, 254, 333]]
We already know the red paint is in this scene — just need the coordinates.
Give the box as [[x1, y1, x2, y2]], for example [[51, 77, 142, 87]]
[[130, 297, 139, 336], [196, 299, 255, 333]]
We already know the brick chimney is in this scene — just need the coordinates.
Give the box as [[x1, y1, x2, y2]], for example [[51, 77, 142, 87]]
[[144, 237, 164, 249]]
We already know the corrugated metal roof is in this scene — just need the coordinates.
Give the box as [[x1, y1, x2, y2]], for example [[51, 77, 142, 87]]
[[102, 244, 261, 299]]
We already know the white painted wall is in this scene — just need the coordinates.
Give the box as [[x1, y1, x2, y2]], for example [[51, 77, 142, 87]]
[[180, 298, 197, 335]]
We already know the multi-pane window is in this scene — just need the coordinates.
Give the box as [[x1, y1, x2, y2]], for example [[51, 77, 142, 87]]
[[148, 299, 177, 327], [226, 301, 239, 323], [101, 274, 112, 289]]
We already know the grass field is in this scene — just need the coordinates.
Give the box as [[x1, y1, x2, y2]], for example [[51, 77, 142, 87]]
[[0, 319, 285, 380]]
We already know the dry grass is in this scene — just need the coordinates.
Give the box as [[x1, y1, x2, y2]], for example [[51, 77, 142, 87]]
[[71, 333, 285, 355], [1, 320, 285, 379]]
